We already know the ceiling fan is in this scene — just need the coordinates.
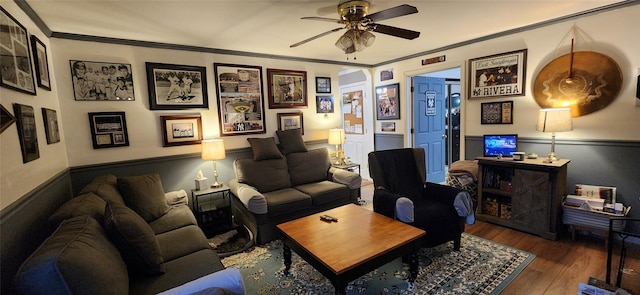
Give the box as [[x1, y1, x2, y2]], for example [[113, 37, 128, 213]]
[[290, 0, 420, 54]]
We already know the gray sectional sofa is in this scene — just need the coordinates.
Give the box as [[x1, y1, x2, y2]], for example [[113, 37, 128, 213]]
[[228, 131, 361, 244], [14, 173, 244, 295]]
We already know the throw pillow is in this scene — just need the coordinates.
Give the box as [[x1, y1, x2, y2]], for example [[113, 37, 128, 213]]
[[103, 202, 166, 275], [247, 137, 283, 160], [49, 192, 107, 226], [117, 173, 169, 222], [276, 129, 307, 155]]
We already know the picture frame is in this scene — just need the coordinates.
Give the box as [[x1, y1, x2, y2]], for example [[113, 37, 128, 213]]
[[381, 122, 396, 132], [277, 112, 304, 135], [481, 100, 513, 124], [146, 62, 208, 110], [70, 60, 135, 101], [30, 35, 51, 90], [13, 103, 39, 163], [267, 68, 307, 109], [316, 95, 334, 113], [88, 112, 129, 149], [41, 107, 60, 144], [213, 63, 266, 136], [0, 7, 36, 95], [468, 49, 527, 99], [375, 83, 400, 120], [160, 115, 203, 147], [315, 77, 331, 93], [1, 104, 16, 134]]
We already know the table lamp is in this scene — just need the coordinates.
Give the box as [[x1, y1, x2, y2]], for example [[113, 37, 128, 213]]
[[201, 139, 226, 188], [328, 128, 345, 165], [536, 108, 572, 163]]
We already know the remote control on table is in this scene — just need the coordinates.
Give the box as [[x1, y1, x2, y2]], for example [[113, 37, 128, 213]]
[[320, 215, 338, 222]]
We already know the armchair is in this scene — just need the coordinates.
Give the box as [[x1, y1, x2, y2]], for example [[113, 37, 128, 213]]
[[368, 148, 474, 250]]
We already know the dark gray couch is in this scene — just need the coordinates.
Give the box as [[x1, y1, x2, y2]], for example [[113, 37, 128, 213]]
[[229, 146, 361, 245], [14, 174, 242, 295]]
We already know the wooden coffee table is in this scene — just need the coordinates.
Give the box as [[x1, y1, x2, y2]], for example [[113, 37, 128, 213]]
[[277, 204, 425, 294]]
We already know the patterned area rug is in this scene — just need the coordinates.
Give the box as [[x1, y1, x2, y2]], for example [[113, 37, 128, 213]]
[[221, 233, 535, 294]]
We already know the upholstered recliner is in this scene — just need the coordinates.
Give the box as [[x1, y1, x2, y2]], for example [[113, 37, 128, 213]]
[[368, 148, 474, 250]]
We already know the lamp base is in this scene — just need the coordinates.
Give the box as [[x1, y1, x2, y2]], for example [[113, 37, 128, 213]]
[[210, 181, 223, 188], [543, 152, 558, 163]]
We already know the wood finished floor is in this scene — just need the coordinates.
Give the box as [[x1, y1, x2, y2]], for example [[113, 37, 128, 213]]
[[359, 182, 638, 294]]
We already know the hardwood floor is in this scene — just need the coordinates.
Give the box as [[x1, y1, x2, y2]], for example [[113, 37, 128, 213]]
[[359, 182, 639, 294]]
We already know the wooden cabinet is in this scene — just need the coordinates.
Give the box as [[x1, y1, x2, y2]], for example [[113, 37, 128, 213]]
[[476, 157, 569, 240]]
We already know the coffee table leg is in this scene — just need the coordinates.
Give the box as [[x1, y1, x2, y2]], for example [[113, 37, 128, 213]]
[[283, 244, 292, 276], [409, 251, 419, 283]]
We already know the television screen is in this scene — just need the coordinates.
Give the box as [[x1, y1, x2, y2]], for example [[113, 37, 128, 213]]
[[483, 134, 518, 157]]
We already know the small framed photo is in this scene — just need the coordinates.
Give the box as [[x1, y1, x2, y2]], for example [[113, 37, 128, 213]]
[[41, 108, 60, 144], [146, 62, 208, 110], [375, 83, 400, 120], [381, 122, 396, 132], [88, 112, 129, 149], [13, 103, 39, 163], [468, 49, 527, 99], [277, 112, 304, 135], [316, 95, 334, 113], [1, 104, 16, 134], [315, 77, 331, 93], [30, 35, 51, 90], [267, 68, 307, 108], [160, 115, 203, 147], [0, 7, 36, 95], [70, 60, 134, 101], [481, 100, 513, 124]]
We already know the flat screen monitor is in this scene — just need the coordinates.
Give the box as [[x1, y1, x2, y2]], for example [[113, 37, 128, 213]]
[[483, 134, 518, 157]]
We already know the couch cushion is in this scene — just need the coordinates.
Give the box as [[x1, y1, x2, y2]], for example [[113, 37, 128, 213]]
[[117, 173, 170, 222], [49, 192, 107, 226], [15, 216, 129, 295], [104, 202, 166, 275], [294, 181, 351, 206], [234, 158, 291, 193], [156, 225, 210, 262], [262, 188, 312, 217], [276, 129, 307, 155], [287, 148, 331, 186], [149, 204, 198, 235], [247, 137, 283, 160], [79, 174, 126, 205]]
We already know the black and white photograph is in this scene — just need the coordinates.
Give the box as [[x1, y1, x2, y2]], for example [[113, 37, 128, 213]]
[[315, 77, 331, 93], [88, 112, 129, 148], [468, 49, 527, 99], [31, 35, 50, 90], [214, 63, 266, 136], [160, 115, 203, 147], [316, 95, 334, 113], [13, 103, 39, 163], [70, 60, 134, 101], [1, 7, 36, 95], [41, 108, 60, 144], [146, 62, 207, 110]]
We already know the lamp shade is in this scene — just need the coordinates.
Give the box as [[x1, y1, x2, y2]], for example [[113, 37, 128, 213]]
[[328, 128, 345, 145], [201, 139, 226, 160], [537, 108, 573, 133]]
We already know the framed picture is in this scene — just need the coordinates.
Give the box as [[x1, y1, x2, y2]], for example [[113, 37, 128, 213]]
[[13, 103, 39, 163], [381, 122, 396, 132], [468, 49, 527, 99], [30, 35, 51, 90], [0, 7, 36, 95], [267, 68, 307, 108], [481, 100, 513, 124], [41, 108, 60, 144], [213, 63, 266, 136], [375, 83, 400, 120], [315, 77, 331, 93], [277, 112, 304, 135], [88, 112, 129, 149], [316, 95, 334, 113], [1, 104, 16, 134], [146, 62, 208, 110], [160, 115, 203, 147], [70, 60, 134, 101]]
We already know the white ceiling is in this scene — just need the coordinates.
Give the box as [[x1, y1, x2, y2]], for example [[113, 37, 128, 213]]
[[23, 0, 628, 65]]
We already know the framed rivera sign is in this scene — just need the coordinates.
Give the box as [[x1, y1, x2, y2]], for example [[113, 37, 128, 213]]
[[0, 7, 36, 95], [468, 49, 527, 99], [146, 62, 208, 110], [214, 63, 266, 136]]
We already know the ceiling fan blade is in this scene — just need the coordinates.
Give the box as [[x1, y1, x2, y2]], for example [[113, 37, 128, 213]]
[[301, 16, 343, 24], [371, 23, 420, 40], [367, 4, 418, 22], [290, 27, 344, 48]]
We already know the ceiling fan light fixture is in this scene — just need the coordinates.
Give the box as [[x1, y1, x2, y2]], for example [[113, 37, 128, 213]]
[[360, 30, 376, 47]]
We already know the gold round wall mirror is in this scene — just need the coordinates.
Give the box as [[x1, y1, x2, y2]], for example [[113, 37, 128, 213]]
[[533, 51, 622, 117]]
